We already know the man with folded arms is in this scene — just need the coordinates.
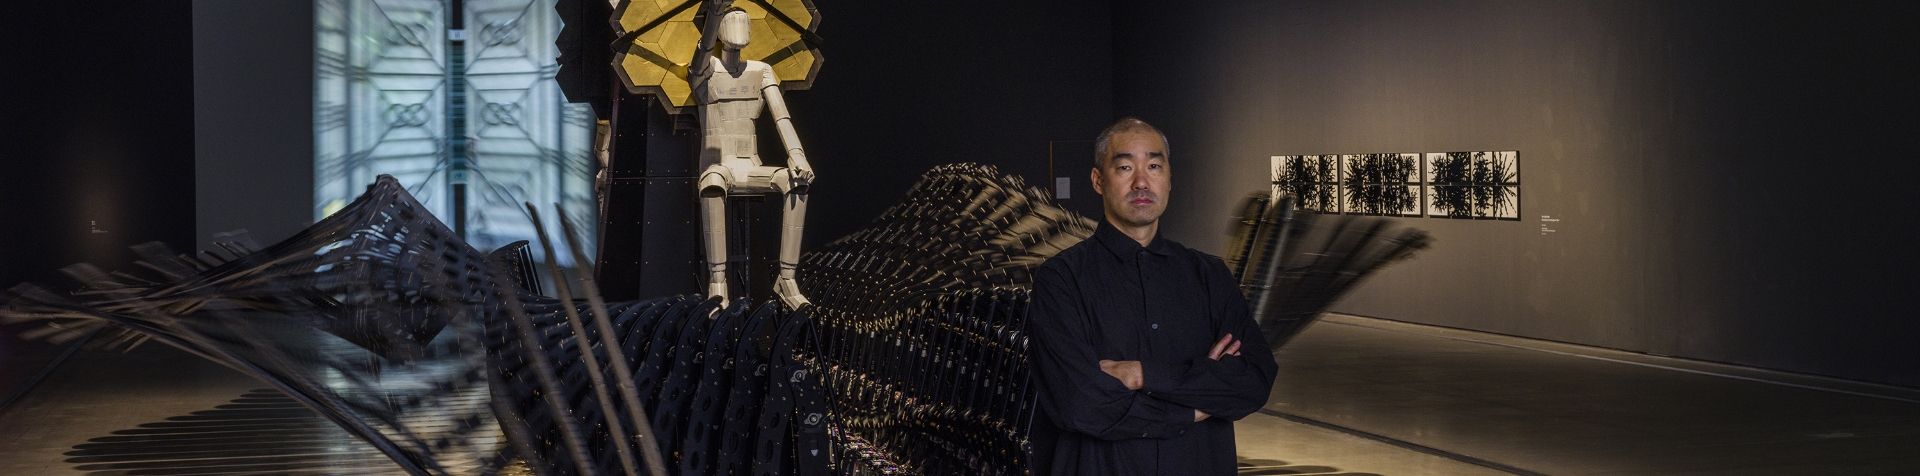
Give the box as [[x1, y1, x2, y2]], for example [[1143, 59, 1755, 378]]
[[1031, 117, 1279, 476]]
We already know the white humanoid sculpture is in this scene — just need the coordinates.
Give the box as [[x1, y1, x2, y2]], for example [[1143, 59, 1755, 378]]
[[690, 3, 813, 309]]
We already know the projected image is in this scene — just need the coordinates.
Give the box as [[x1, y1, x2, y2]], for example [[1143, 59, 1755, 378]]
[[314, 0, 597, 263], [1271, 155, 1340, 213]]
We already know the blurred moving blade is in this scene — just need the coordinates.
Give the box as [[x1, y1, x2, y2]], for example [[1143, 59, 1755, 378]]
[[1227, 193, 1433, 349]]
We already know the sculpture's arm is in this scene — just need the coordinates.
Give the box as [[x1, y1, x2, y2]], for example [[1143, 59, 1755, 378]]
[[762, 72, 812, 182], [688, 0, 731, 82]]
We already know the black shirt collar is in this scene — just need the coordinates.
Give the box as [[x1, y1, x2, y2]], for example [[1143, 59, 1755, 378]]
[[1094, 220, 1174, 260]]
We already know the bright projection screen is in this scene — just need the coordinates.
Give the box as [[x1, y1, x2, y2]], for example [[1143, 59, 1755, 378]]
[[314, 0, 596, 264]]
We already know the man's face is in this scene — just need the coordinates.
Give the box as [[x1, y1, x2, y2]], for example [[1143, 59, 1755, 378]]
[[1092, 130, 1172, 230]]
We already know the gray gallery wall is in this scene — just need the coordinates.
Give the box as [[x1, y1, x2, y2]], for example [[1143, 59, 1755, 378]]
[[193, 0, 316, 251], [1113, 0, 1920, 386]]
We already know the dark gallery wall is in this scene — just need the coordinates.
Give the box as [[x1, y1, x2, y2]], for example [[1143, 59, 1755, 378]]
[[0, 3, 198, 292], [1112, 1, 1920, 386], [193, 0, 315, 250], [0, 2, 197, 395], [777, 0, 1115, 247]]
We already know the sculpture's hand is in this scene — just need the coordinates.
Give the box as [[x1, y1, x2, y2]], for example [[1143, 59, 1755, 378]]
[[787, 152, 815, 183], [706, 0, 734, 17], [691, 0, 733, 78]]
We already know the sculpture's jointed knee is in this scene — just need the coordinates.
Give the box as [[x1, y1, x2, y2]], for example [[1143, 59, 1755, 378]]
[[699, 165, 733, 198], [771, 168, 809, 196]]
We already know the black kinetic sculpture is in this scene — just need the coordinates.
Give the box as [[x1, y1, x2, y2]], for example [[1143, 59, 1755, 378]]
[[1, 176, 517, 475], [798, 164, 1095, 475], [3, 165, 1428, 476]]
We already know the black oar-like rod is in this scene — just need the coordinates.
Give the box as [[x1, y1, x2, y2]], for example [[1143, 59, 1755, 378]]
[[554, 204, 671, 476], [495, 272, 600, 476], [525, 203, 642, 476]]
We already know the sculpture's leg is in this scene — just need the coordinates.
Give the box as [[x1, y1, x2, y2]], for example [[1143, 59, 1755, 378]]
[[700, 166, 733, 304], [774, 179, 810, 310]]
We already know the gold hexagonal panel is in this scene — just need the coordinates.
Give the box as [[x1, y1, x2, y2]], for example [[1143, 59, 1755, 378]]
[[613, 0, 821, 113]]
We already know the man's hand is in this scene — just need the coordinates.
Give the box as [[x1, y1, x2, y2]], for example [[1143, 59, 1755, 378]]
[[1190, 336, 1239, 421], [1194, 335, 1234, 423], [1207, 333, 1242, 360], [1098, 359, 1143, 390]]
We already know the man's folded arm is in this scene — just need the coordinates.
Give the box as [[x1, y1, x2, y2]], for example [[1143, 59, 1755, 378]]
[[1138, 353, 1273, 420], [1138, 259, 1279, 421], [1032, 266, 1198, 440]]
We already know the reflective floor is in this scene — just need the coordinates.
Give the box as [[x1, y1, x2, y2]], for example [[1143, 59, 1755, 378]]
[[1256, 314, 1920, 476], [0, 322, 61, 409], [4, 314, 1918, 475], [0, 340, 413, 475]]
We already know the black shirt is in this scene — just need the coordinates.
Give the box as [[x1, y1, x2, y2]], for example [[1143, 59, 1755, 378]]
[[1030, 222, 1278, 476]]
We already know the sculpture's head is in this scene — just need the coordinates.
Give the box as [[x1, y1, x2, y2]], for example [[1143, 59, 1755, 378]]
[[718, 9, 752, 50]]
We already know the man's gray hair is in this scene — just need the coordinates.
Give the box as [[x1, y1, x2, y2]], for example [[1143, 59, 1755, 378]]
[[1093, 117, 1171, 168]]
